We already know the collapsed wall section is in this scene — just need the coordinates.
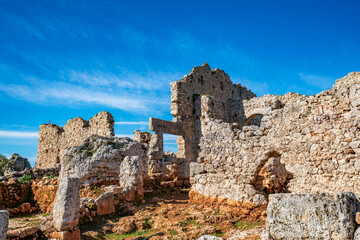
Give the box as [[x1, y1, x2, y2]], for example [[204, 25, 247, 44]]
[[36, 111, 114, 169], [190, 72, 360, 212]]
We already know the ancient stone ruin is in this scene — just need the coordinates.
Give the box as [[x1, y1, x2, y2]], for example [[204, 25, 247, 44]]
[[36, 111, 114, 169], [149, 64, 255, 177], [2, 64, 360, 239], [188, 67, 360, 215]]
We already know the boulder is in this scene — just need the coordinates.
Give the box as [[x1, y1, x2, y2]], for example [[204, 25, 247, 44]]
[[354, 227, 360, 240], [95, 192, 115, 216], [4, 153, 31, 175], [264, 193, 360, 240], [0, 210, 9, 240], [53, 178, 80, 231], [113, 216, 137, 234], [61, 135, 147, 186], [18, 202, 31, 214]]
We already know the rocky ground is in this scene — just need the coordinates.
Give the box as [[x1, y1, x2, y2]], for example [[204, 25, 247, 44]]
[[7, 188, 264, 240], [79, 188, 264, 240]]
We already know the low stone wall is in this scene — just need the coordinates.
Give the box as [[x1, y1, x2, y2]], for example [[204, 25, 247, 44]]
[[0, 179, 32, 209], [32, 177, 59, 213], [0, 167, 59, 213]]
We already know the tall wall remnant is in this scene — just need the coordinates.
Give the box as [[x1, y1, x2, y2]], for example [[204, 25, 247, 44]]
[[190, 70, 360, 213], [36, 111, 114, 169], [149, 63, 255, 176]]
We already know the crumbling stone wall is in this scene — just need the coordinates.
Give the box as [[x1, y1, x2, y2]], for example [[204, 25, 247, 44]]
[[150, 64, 255, 177], [0, 166, 59, 213], [133, 130, 190, 188], [36, 111, 114, 169], [190, 72, 360, 210]]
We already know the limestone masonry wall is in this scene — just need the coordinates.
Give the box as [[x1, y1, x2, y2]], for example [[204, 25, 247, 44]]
[[36, 111, 114, 169], [150, 63, 255, 177], [190, 72, 360, 208]]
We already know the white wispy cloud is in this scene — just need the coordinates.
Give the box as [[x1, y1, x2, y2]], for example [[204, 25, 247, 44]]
[[0, 82, 149, 112], [0, 130, 38, 138], [299, 73, 334, 89], [66, 69, 178, 91], [115, 121, 148, 125]]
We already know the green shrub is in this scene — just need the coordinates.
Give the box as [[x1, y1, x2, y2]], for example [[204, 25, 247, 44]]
[[0, 154, 8, 176], [170, 230, 178, 236], [19, 175, 32, 184]]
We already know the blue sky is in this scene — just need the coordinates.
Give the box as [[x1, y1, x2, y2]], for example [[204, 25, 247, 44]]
[[0, 0, 359, 166]]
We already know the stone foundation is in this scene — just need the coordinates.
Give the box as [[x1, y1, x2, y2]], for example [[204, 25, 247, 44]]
[[189, 190, 266, 221]]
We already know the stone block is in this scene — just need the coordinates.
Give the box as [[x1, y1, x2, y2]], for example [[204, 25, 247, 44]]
[[104, 185, 123, 195], [149, 117, 184, 136], [53, 178, 80, 232], [265, 193, 360, 240], [95, 192, 115, 216], [0, 210, 9, 240], [6, 227, 39, 239], [50, 229, 80, 240], [119, 155, 144, 199]]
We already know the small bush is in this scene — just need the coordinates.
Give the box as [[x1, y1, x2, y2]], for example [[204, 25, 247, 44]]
[[42, 174, 54, 179], [19, 175, 32, 184], [145, 218, 153, 227], [170, 230, 178, 236]]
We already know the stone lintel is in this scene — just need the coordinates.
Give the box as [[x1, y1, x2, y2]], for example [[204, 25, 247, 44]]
[[149, 118, 184, 136]]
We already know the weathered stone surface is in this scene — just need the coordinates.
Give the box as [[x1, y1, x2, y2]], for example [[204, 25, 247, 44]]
[[95, 192, 115, 216], [113, 216, 137, 234], [31, 176, 58, 213], [150, 64, 256, 177], [18, 202, 31, 213], [148, 131, 163, 173], [119, 154, 144, 201], [148, 131, 163, 160], [7, 226, 39, 239], [60, 135, 147, 186], [0, 210, 9, 240], [190, 70, 360, 209], [354, 227, 360, 240], [4, 153, 31, 175], [133, 130, 151, 144], [149, 118, 184, 136], [36, 111, 114, 169], [53, 178, 80, 231], [103, 185, 123, 195], [264, 193, 360, 240], [49, 229, 80, 240], [197, 235, 223, 240]]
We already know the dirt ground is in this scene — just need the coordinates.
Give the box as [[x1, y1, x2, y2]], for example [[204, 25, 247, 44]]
[[7, 188, 264, 240]]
